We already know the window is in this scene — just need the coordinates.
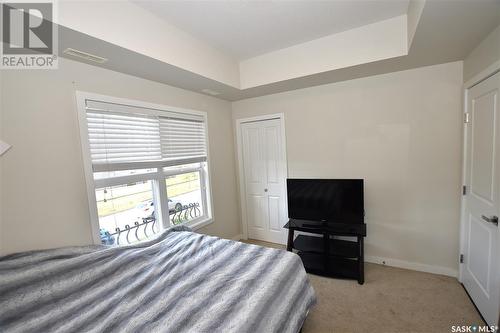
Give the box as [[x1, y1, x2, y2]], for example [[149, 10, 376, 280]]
[[77, 92, 212, 245]]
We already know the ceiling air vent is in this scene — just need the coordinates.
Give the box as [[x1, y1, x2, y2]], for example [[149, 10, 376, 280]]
[[201, 89, 220, 96], [63, 48, 108, 64]]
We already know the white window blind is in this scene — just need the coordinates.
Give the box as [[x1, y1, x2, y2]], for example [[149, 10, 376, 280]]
[[160, 117, 207, 161], [85, 100, 207, 172]]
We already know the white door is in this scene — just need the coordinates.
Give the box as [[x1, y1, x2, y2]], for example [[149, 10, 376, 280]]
[[463, 71, 500, 326], [240, 118, 288, 244]]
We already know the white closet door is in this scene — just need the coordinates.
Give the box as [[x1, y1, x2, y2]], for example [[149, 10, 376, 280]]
[[241, 118, 287, 244], [462, 71, 500, 326]]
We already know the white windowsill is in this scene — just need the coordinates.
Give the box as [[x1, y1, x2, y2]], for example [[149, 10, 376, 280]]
[[183, 217, 213, 231]]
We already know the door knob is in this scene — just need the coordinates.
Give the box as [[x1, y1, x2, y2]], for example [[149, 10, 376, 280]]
[[481, 215, 499, 226], [264, 188, 268, 192]]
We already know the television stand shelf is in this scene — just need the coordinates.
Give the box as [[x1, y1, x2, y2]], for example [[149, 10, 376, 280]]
[[284, 219, 366, 284]]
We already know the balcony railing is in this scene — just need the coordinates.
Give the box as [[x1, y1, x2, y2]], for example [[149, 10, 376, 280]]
[[100, 202, 202, 245], [171, 203, 202, 225]]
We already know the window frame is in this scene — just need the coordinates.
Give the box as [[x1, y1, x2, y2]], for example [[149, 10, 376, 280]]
[[76, 91, 214, 245]]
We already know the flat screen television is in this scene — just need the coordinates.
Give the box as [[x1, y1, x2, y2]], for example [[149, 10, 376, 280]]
[[287, 179, 364, 224]]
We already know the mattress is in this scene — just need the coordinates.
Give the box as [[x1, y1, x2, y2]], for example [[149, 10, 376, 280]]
[[0, 227, 316, 333]]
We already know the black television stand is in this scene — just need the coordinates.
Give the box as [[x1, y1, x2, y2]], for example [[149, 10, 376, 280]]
[[284, 219, 366, 284]]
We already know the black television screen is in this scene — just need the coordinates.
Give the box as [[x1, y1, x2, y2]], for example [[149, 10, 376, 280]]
[[287, 179, 364, 223]]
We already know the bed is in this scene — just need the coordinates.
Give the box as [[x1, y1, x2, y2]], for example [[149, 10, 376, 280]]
[[0, 227, 316, 333]]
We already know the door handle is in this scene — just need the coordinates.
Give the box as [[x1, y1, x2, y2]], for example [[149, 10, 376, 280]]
[[264, 188, 268, 192], [481, 215, 499, 226]]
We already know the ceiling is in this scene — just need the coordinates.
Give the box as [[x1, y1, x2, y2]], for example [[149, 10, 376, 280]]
[[134, 0, 410, 60], [56, 0, 500, 101]]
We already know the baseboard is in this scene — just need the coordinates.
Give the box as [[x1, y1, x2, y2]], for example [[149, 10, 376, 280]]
[[231, 234, 244, 241], [229, 235, 458, 277], [365, 255, 458, 278]]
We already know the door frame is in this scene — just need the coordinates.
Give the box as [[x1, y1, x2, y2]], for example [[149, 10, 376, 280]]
[[459, 60, 500, 284], [235, 113, 288, 242]]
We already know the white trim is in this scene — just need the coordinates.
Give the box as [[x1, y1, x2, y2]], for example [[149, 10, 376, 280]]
[[235, 113, 288, 244], [75, 91, 215, 244], [365, 255, 458, 278], [185, 217, 213, 231], [162, 166, 203, 177], [236, 113, 282, 124], [459, 62, 500, 282], [203, 112, 215, 225], [94, 172, 156, 189], [464, 59, 500, 89], [81, 91, 208, 118], [76, 92, 101, 245], [235, 118, 248, 240], [92, 157, 207, 173], [156, 168, 170, 230], [459, 87, 469, 283]]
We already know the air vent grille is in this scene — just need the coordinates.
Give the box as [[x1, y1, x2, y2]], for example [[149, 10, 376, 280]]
[[201, 89, 220, 96], [63, 48, 108, 64]]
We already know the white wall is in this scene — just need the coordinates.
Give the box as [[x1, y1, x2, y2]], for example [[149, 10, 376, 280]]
[[0, 58, 240, 255], [232, 61, 464, 276], [0, 55, 466, 276], [406, 0, 425, 49], [239, 16, 408, 89], [58, 1, 240, 88], [463, 24, 500, 82]]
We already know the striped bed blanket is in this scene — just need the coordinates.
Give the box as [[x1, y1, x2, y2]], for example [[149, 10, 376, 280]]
[[0, 227, 316, 333]]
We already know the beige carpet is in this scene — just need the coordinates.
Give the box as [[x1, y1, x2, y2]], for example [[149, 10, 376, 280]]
[[243, 239, 484, 333]]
